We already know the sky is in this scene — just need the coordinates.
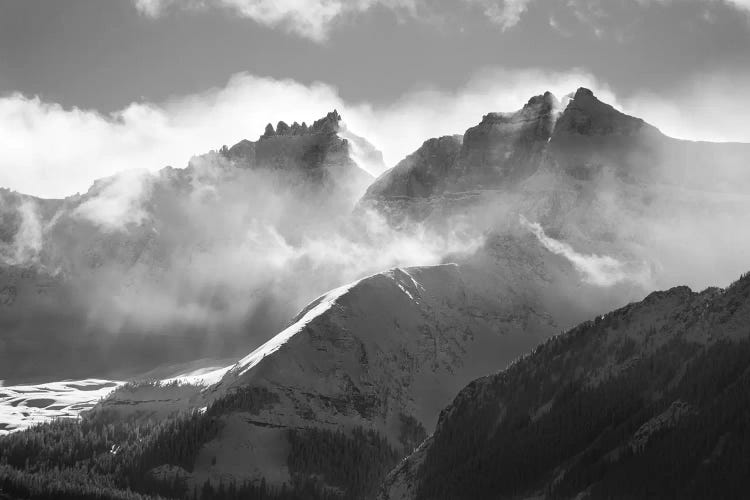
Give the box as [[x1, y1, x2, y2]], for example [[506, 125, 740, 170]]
[[1, 0, 750, 197]]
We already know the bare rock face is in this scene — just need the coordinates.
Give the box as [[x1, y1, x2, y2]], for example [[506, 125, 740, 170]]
[[554, 87, 650, 137], [362, 87, 750, 215], [362, 92, 561, 208], [454, 91, 559, 188], [363, 135, 464, 202], [225, 109, 376, 195]]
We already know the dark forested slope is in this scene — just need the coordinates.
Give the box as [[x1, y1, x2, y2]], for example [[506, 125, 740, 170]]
[[382, 272, 750, 500]]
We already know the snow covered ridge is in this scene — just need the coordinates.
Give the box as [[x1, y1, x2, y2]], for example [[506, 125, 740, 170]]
[[229, 276, 368, 378], [226, 266, 436, 380], [0, 379, 122, 435], [0, 270, 400, 434], [0, 266, 442, 434]]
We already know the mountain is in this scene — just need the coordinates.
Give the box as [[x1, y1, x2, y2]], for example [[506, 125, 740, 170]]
[[221, 110, 374, 194], [0, 242, 631, 499], [2, 89, 750, 499], [0, 111, 381, 383], [360, 87, 750, 298], [93, 261, 560, 492], [380, 271, 750, 500], [362, 87, 748, 210]]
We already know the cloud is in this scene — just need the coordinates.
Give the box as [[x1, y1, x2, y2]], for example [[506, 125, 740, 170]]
[[520, 215, 650, 287], [133, 0, 418, 41], [56, 153, 485, 338], [640, 0, 750, 11], [0, 199, 43, 266], [507, 0, 750, 31], [622, 70, 750, 144], [73, 170, 153, 231], [1, 65, 748, 201], [0, 77, 345, 198], [0, 68, 613, 199], [463, 0, 533, 29], [131, 0, 750, 40]]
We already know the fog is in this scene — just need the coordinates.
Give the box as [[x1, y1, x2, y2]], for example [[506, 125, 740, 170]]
[[0, 149, 484, 380], [520, 215, 651, 287]]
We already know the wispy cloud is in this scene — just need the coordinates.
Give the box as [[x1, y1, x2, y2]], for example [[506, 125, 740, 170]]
[[133, 0, 418, 41], [132, 0, 750, 39], [520, 215, 650, 287], [464, 0, 532, 30]]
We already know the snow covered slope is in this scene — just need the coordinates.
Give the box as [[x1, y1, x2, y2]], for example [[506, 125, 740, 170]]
[[0, 358, 238, 434], [0, 379, 121, 435]]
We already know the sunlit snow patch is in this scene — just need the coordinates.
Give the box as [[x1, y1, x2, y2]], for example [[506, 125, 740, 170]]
[[160, 365, 234, 386], [0, 379, 123, 435]]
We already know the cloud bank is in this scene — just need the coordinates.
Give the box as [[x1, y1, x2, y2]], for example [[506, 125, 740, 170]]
[[0, 68, 616, 199], [3, 65, 749, 201]]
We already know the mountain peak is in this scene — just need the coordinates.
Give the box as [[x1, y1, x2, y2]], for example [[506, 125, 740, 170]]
[[257, 110, 341, 141], [554, 86, 650, 137], [572, 87, 595, 100], [310, 109, 342, 134], [524, 90, 560, 112]]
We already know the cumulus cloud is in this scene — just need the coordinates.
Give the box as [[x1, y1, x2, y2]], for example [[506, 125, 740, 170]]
[[0, 68, 614, 199], [520, 215, 650, 287], [2, 64, 749, 202], [133, 0, 418, 41]]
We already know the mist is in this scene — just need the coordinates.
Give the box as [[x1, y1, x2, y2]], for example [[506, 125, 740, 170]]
[[520, 215, 651, 287], [2, 67, 750, 380], [0, 147, 486, 380]]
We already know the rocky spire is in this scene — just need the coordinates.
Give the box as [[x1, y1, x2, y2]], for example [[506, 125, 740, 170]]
[[310, 110, 342, 134], [261, 123, 275, 139], [554, 87, 651, 136]]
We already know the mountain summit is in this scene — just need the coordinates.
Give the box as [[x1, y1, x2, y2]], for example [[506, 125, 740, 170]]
[[361, 87, 664, 211], [221, 109, 376, 187]]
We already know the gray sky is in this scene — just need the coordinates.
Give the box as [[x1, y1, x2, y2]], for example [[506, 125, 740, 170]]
[[3, 0, 749, 110], [1, 0, 750, 196]]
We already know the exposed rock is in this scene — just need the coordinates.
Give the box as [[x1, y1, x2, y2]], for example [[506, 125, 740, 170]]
[[276, 120, 290, 135], [261, 123, 275, 139]]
